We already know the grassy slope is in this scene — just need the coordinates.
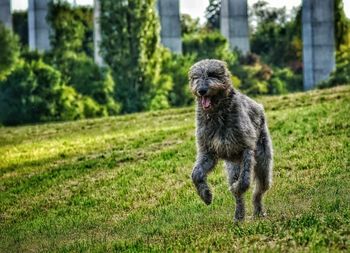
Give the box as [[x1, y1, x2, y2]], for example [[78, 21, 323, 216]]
[[0, 86, 349, 252]]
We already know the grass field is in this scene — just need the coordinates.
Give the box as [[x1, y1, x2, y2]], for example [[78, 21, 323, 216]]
[[1, 86, 349, 252]]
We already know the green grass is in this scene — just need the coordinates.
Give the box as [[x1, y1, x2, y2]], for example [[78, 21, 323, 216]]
[[1, 86, 349, 252]]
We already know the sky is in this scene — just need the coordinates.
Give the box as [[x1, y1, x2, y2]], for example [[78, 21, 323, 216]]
[[11, 0, 350, 19]]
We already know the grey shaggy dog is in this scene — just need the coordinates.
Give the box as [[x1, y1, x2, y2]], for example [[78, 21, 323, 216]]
[[189, 59, 273, 222]]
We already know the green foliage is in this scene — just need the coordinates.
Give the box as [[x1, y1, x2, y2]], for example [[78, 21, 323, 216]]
[[318, 44, 350, 89], [0, 0, 121, 125], [181, 14, 201, 36], [271, 67, 302, 93], [146, 47, 173, 111], [0, 86, 349, 251], [161, 49, 196, 107], [251, 0, 287, 24], [12, 11, 28, 46], [46, 1, 118, 117], [21, 48, 46, 63], [205, 0, 221, 30], [181, 29, 299, 96], [56, 85, 87, 121], [47, 0, 93, 56], [0, 60, 84, 125], [100, 0, 163, 113], [250, 0, 350, 71], [250, 1, 302, 70], [183, 31, 236, 63], [0, 23, 20, 80], [51, 52, 120, 115], [232, 58, 272, 95], [231, 53, 302, 95], [334, 0, 350, 50]]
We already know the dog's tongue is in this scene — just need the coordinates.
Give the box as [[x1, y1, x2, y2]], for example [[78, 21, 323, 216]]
[[201, 97, 211, 109]]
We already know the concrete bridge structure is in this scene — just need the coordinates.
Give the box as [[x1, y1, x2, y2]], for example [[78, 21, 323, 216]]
[[0, 0, 336, 90]]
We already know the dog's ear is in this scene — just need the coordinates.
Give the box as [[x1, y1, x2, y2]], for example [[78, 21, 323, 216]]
[[188, 61, 202, 82], [218, 59, 227, 66], [188, 67, 195, 84], [218, 60, 229, 71], [217, 61, 235, 92], [188, 65, 197, 89], [188, 62, 197, 79]]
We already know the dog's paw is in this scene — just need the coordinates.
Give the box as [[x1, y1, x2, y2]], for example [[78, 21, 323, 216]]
[[193, 176, 212, 205], [234, 217, 244, 223], [199, 186, 212, 205], [234, 209, 245, 222], [253, 210, 267, 218], [195, 183, 212, 205]]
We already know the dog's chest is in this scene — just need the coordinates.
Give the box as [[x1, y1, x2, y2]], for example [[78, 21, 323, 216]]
[[199, 121, 243, 159], [212, 128, 242, 158]]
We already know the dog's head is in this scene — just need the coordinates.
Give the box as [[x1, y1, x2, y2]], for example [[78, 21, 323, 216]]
[[188, 59, 232, 111]]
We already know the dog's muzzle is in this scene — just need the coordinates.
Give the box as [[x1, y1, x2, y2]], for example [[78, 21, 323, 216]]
[[200, 96, 212, 110]]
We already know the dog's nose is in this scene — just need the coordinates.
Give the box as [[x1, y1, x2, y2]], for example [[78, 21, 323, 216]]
[[198, 88, 208, 96]]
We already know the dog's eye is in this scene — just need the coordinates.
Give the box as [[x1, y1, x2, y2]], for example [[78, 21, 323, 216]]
[[191, 75, 200, 80], [207, 72, 219, 78]]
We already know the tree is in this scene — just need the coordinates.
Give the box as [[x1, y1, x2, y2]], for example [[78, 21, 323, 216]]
[[12, 11, 28, 46], [250, 1, 302, 70], [46, 0, 119, 116], [183, 31, 234, 61], [205, 0, 221, 30], [181, 14, 201, 36], [0, 23, 20, 80], [0, 60, 84, 125], [100, 0, 163, 113], [47, 0, 93, 56], [206, 0, 221, 30], [334, 0, 350, 50], [251, 0, 287, 25], [54, 52, 120, 115]]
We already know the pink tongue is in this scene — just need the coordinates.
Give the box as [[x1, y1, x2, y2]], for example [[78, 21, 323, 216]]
[[201, 97, 211, 108]]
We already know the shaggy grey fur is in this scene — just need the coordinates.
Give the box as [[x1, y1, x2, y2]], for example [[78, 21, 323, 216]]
[[189, 59, 273, 222]]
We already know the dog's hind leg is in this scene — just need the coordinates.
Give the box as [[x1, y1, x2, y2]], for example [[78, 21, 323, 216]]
[[253, 124, 273, 217], [191, 153, 217, 205], [230, 149, 255, 221]]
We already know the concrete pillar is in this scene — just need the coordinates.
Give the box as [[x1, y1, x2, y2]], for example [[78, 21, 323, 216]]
[[221, 0, 249, 54], [302, 0, 335, 90], [28, 0, 50, 51], [0, 0, 12, 29], [93, 0, 104, 66], [157, 0, 182, 53]]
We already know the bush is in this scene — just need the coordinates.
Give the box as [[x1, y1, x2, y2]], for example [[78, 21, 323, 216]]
[[47, 0, 93, 56], [183, 31, 236, 63], [271, 68, 302, 93], [56, 85, 86, 121], [0, 23, 20, 80], [250, 1, 302, 69], [181, 14, 201, 36], [230, 53, 302, 95], [230, 53, 271, 95], [160, 49, 196, 107], [51, 52, 120, 115], [100, 0, 163, 113], [318, 44, 350, 89], [0, 60, 103, 125]]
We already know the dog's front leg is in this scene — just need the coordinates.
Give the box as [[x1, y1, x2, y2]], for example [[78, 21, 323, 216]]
[[191, 153, 217, 205], [230, 149, 255, 221]]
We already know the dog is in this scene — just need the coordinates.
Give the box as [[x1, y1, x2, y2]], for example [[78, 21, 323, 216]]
[[189, 59, 273, 222]]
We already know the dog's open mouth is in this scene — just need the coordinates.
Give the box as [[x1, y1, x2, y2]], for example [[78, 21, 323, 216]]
[[200, 96, 212, 110]]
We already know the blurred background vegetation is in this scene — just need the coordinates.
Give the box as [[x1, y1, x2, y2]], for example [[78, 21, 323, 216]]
[[0, 0, 349, 125]]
